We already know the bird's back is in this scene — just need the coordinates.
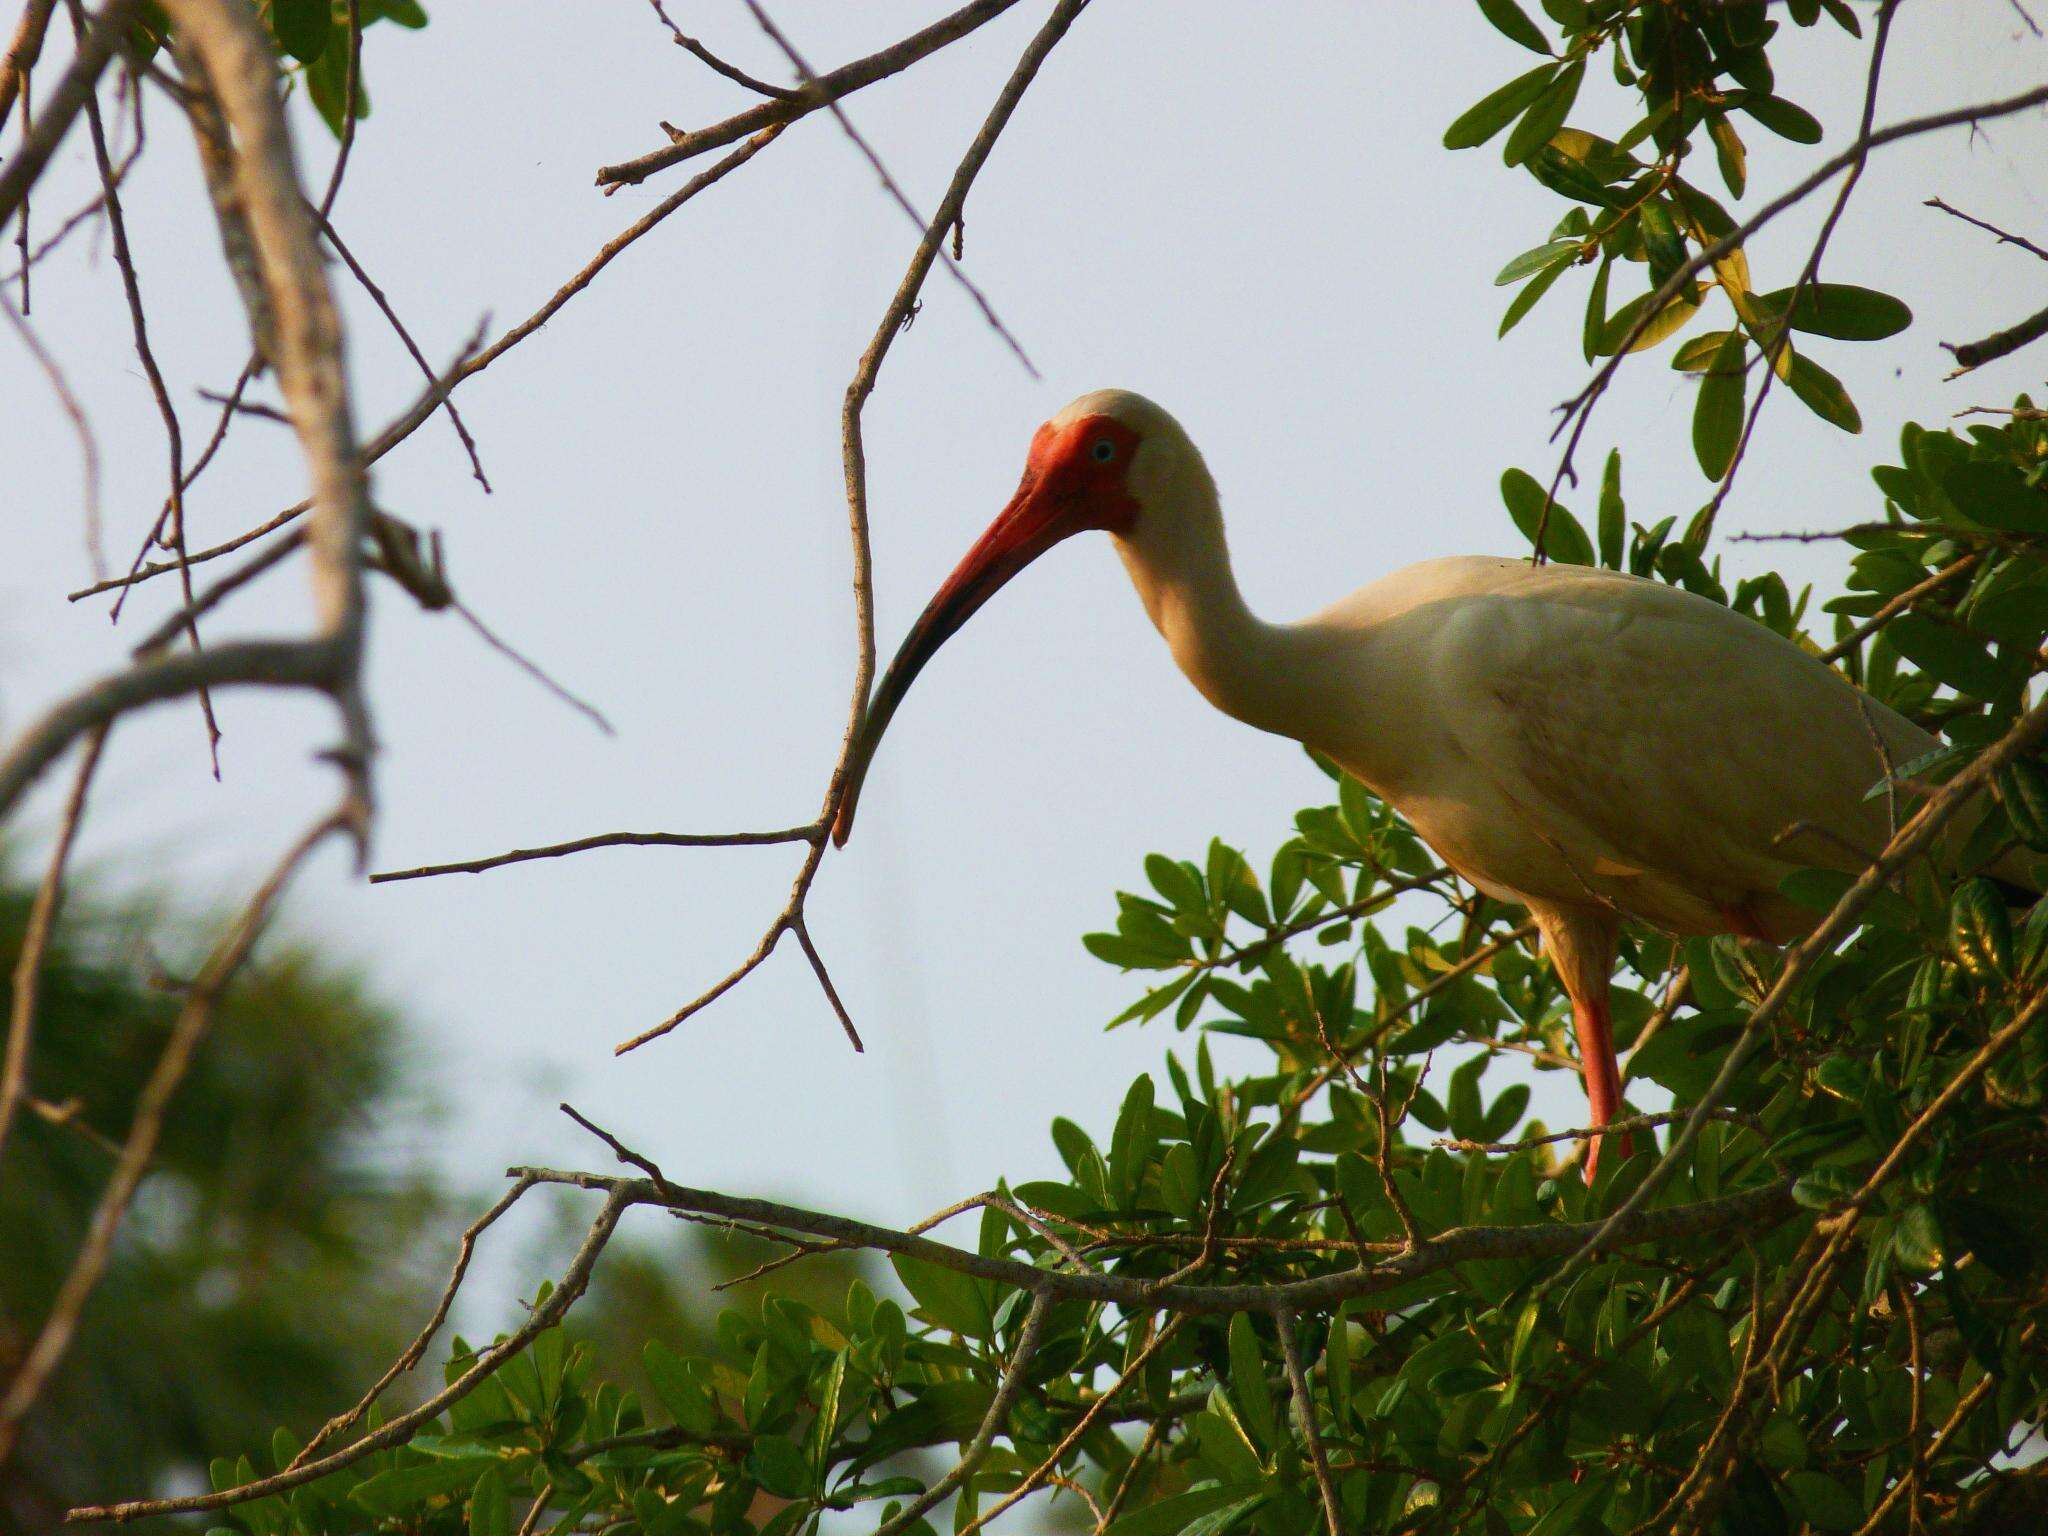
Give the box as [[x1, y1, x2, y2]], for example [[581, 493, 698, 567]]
[[1295, 557, 1950, 937]]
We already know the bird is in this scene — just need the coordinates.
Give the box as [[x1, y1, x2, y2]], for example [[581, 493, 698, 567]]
[[831, 388, 1977, 1179]]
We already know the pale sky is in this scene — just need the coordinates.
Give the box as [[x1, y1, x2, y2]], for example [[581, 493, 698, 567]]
[[4, 0, 2046, 1295]]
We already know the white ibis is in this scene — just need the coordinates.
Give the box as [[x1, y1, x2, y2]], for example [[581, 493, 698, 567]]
[[833, 390, 1950, 1178]]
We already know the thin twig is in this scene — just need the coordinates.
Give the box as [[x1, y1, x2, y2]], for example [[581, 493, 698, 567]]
[[1818, 555, 1978, 665], [871, 1290, 1053, 1536], [369, 825, 819, 883], [0, 724, 108, 1169], [0, 0, 57, 134], [1276, 1307, 1342, 1536], [596, 0, 1027, 188], [0, 0, 138, 231], [0, 810, 344, 1461], [289, 1172, 543, 1467], [1925, 195, 2048, 263], [735, 0, 1038, 378], [644, 0, 794, 97]]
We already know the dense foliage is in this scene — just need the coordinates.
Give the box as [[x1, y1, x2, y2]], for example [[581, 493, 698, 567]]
[[36, 2, 2048, 1535]]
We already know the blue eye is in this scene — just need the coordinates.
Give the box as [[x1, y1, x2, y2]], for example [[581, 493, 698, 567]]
[[1091, 439, 1115, 463]]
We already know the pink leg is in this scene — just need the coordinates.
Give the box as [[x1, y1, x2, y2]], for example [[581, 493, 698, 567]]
[[1572, 987, 1632, 1183]]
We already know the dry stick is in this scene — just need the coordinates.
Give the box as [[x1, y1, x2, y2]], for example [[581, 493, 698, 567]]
[[1433, 1107, 1759, 1158], [511, 1165, 1793, 1318], [1536, 76, 2048, 555], [1818, 554, 1978, 665], [314, 209, 489, 490], [68, 127, 781, 606], [1947, 298, 2048, 372], [954, 1315, 1189, 1536], [2, 0, 376, 832], [596, 0, 1026, 187], [448, 600, 613, 734], [66, 1183, 633, 1522], [14, 64, 27, 310], [644, 0, 794, 98], [287, 1172, 543, 1468], [0, 724, 108, 1170], [312, 0, 357, 218], [1095, 1419, 1165, 1533], [870, 1290, 1053, 1536], [1, 288, 101, 570], [369, 824, 817, 883], [0, 0, 56, 132], [1276, 1307, 1342, 1536], [69, 0, 223, 775], [1539, 691, 2048, 1304], [1926, 195, 2048, 263], [1847, 1361, 2005, 1536], [0, 810, 343, 1463], [615, 0, 1092, 1058], [1689, 0, 1898, 547], [0, 0, 136, 230], [737, 0, 1038, 378]]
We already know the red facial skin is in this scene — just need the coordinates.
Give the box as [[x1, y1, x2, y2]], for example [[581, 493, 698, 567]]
[[831, 414, 1143, 846]]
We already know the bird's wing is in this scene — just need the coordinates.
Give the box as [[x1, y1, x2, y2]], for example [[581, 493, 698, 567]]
[[1419, 563, 1936, 922]]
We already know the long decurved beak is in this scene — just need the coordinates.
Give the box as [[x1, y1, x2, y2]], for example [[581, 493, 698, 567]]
[[831, 470, 1076, 847]]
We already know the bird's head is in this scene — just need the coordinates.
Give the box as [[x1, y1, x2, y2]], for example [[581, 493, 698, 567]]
[[831, 389, 1191, 847]]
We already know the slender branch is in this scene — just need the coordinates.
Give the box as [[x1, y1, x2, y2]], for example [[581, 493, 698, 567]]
[[1946, 299, 2048, 372], [1819, 555, 1978, 665], [735, 0, 1038, 378], [289, 1173, 543, 1467], [67, 129, 780, 605], [65, 1183, 633, 1521], [1276, 1307, 1342, 1536], [368, 824, 820, 883], [1925, 195, 2048, 263], [596, 0, 1027, 188], [619, 0, 1093, 1057], [0, 0, 57, 133], [871, 1290, 1053, 1536], [644, 0, 794, 98], [0, 810, 344, 1462], [508, 1165, 1798, 1317], [0, 0, 138, 232], [0, 723, 107, 1169]]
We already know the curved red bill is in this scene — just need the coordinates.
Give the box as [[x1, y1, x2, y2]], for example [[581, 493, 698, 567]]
[[831, 465, 1080, 847]]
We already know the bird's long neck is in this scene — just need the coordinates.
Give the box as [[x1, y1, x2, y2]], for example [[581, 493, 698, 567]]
[[1110, 450, 1314, 743]]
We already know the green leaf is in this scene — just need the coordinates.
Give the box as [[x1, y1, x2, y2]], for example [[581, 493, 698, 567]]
[[468, 1466, 509, 1536], [1791, 1166, 1859, 1211], [1893, 1204, 1946, 1271], [1502, 61, 1583, 168], [1693, 330, 1746, 479], [1950, 879, 2013, 982], [1886, 615, 2008, 696], [1109, 1074, 1156, 1209], [1758, 283, 1912, 341], [1108, 1485, 1266, 1536], [1476, 0, 1550, 53], [1598, 290, 1700, 356], [644, 1340, 717, 1432], [304, 33, 368, 138], [1443, 63, 1555, 149], [271, 0, 331, 61], [1707, 112, 1747, 196], [1499, 251, 1573, 336], [1782, 352, 1861, 433], [1494, 238, 1580, 286], [352, 1460, 495, 1516], [1740, 93, 1824, 143], [1937, 460, 2048, 533], [362, 0, 429, 24], [1501, 467, 1596, 565], [890, 1254, 992, 1340], [748, 1435, 812, 1499], [1226, 1313, 1277, 1452], [1995, 760, 2048, 851], [1787, 1472, 1864, 1531], [1597, 450, 1624, 568], [1637, 200, 1688, 286]]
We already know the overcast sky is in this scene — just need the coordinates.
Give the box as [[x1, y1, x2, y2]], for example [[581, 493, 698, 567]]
[[5, 3, 2047, 1304]]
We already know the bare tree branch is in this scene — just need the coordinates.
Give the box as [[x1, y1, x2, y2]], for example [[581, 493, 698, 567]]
[[0, 0, 136, 231], [596, 0, 1027, 189]]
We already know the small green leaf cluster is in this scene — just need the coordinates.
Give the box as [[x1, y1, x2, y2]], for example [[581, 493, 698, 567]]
[[1451, 0, 1908, 474], [126, 0, 429, 138]]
